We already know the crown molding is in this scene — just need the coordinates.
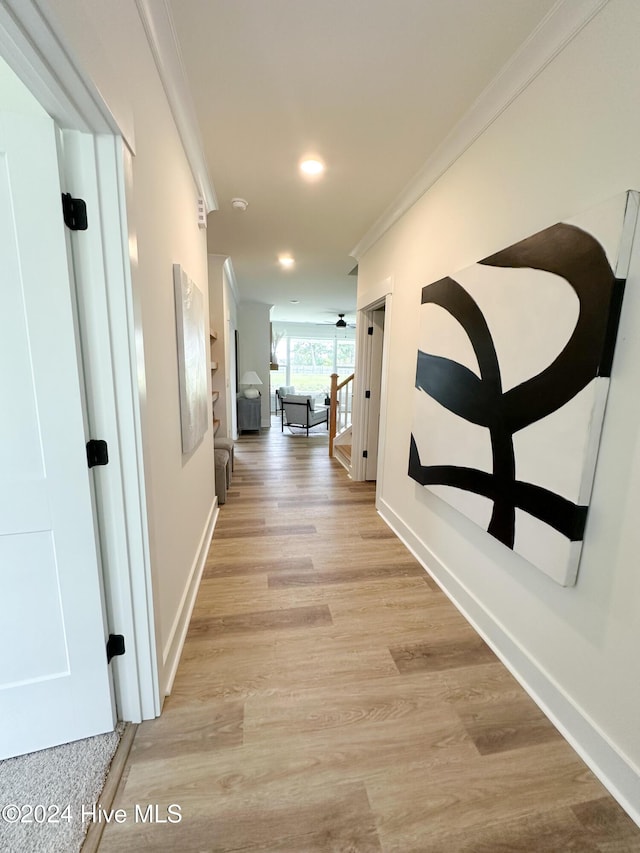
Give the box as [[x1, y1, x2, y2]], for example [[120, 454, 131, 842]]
[[135, 0, 217, 213], [350, 0, 611, 260]]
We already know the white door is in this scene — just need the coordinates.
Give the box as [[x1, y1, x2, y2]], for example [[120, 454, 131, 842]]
[[0, 111, 114, 759], [365, 308, 385, 480]]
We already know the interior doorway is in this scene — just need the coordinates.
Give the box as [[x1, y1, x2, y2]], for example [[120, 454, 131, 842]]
[[0, 7, 160, 747], [352, 294, 391, 487], [364, 307, 386, 480], [0, 67, 115, 758]]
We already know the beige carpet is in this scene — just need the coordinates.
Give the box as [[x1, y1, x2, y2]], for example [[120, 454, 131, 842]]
[[0, 724, 123, 853]]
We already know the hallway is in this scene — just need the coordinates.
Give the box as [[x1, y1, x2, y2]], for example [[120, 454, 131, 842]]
[[99, 425, 640, 852]]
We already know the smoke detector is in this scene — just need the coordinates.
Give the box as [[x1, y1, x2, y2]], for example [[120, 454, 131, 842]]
[[231, 198, 248, 211]]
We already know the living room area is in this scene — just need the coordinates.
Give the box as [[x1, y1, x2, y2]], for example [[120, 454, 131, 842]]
[[208, 258, 356, 442], [269, 320, 355, 416]]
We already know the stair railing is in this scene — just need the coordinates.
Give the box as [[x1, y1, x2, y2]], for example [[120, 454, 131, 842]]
[[329, 372, 354, 456]]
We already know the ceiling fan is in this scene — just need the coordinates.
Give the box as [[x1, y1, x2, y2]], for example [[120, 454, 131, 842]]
[[316, 313, 356, 328]]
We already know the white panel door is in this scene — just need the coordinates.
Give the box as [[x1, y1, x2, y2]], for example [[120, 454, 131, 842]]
[[0, 111, 114, 758]]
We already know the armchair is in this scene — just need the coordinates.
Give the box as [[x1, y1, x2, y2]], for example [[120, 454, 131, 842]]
[[275, 385, 296, 415], [281, 394, 328, 435]]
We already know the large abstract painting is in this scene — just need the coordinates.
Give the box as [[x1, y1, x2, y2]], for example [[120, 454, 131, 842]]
[[409, 192, 638, 586], [174, 264, 208, 454]]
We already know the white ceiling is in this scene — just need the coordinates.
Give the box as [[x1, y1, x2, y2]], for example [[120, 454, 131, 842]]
[[168, 0, 558, 324]]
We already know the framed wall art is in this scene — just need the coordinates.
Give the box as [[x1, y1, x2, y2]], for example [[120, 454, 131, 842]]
[[409, 191, 639, 585]]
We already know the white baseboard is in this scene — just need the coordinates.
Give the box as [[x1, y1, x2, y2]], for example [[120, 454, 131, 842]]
[[377, 496, 640, 826], [161, 497, 218, 696]]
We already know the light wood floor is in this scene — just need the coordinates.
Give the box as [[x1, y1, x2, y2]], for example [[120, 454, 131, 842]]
[[99, 420, 640, 852]]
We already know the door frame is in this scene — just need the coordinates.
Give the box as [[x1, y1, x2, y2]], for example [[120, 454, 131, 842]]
[[363, 306, 386, 480], [0, 1, 159, 720], [352, 288, 393, 501]]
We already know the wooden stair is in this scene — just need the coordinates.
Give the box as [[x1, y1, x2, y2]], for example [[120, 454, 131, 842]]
[[333, 443, 351, 470]]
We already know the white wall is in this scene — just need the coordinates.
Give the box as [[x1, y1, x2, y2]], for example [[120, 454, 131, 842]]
[[223, 261, 239, 438], [208, 255, 227, 436], [238, 302, 272, 427], [358, 0, 640, 818], [45, 0, 214, 696], [208, 254, 239, 439]]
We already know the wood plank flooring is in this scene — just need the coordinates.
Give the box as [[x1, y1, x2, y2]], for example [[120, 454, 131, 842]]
[[99, 419, 640, 852]]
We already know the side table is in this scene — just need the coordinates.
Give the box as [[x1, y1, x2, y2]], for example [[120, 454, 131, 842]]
[[237, 395, 261, 432]]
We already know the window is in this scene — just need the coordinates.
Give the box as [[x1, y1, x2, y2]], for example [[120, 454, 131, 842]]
[[270, 329, 356, 402]]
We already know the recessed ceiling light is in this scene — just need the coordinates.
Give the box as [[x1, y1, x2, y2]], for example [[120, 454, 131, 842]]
[[290, 299, 300, 304], [300, 158, 325, 177], [278, 255, 295, 268]]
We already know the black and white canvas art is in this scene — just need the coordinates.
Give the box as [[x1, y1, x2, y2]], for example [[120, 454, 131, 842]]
[[409, 192, 639, 585], [174, 264, 208, 454]]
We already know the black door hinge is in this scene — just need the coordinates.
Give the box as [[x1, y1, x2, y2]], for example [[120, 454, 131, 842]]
[[368, 326, 374, 335], [86, 439, 109, 468], [106, 634, 125, 663], [362, 450, 368, 458], [61, 193, 88, 231], [365, 390, 371, 399]]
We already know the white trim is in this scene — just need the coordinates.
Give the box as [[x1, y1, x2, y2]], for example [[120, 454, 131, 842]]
[[223, 260, 240, 440], [162, 499, 218, 696], [378, 496, 640, 826], [350, 0, 611, 259], [59, 130, 138, 722], [0, 0, 134, 149], [224, 257, 241, 307], [60, 131, 160, 721], [135, 0, 217, 213], [117, 143, 162, 720], [102, 139, 161, 720]]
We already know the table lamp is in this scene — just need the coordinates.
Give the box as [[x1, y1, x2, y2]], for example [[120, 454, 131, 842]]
[[240, 370, 263, 398]]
